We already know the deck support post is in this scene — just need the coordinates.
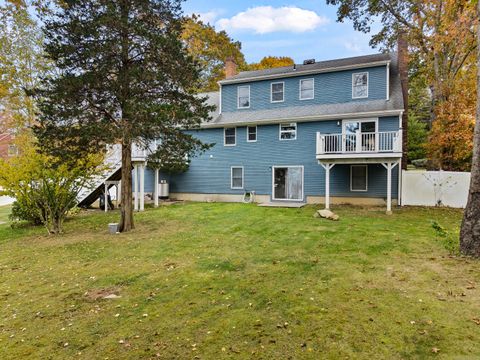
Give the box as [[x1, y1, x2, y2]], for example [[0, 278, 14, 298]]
[[104, 182, 108, 212], [139, 163, 145, 212], [154, 168, 159, 208], [320, 163, 335, 210], [133, 164, 139, 211], [381, 161, 399, 214]]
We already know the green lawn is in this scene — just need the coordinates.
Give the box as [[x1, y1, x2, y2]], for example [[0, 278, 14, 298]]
[[0, 205, 11, 223], [0, 203, 479, 359]]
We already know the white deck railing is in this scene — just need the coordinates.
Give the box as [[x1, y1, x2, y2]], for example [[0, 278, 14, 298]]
[[316, 130, 402, 155]]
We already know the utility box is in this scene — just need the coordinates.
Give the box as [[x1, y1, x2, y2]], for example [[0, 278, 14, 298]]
[[159, 180, 169, 199]]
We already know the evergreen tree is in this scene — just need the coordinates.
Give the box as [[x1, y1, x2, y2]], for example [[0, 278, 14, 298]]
[[34, 0, 213, 232]]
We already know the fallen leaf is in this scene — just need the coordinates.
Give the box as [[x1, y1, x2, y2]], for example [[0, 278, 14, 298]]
[[431, 347, 440, 353]]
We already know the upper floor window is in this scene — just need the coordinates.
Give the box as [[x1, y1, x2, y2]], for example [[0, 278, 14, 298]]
[[279, 123, 297, 140], [247, 125, 257, 142], [271, 82, 284, 103], [352, 72, 369, 99], [224, 127, 236, 146], [237, 85, 250, 109], [299, 78, 314, 100]]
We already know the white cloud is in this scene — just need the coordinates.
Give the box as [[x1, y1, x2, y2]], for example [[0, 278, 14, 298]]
[[216, 6, 329, 34], [195, 11, 220, 24]]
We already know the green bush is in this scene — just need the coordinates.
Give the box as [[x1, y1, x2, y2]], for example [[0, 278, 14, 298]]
[[431, 220, 459, 255], [9, 201, 43, 225]]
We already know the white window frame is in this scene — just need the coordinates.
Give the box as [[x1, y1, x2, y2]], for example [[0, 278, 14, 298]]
[[279, 122, 297, 141], [271, 165, 304, 202], [352, 72, 369, 99], [341, 118, 378, 134], [299, 78, 314, 100], [247, 125, 257, 142], [237, 85, 250, 109], [224, 127, 236, 146], [231, 166, 244, 189], [270, 81, 285, 103], [350, 165, 368, 192]]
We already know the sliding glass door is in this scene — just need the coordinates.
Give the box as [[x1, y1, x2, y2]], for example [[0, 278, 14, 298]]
[[273, 166, 303, 201]]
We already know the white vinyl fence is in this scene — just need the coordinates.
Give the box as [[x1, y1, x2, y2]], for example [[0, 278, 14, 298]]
[[401, 170, 470, 208]]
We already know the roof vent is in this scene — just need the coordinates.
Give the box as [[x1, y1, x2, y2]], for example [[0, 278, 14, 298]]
[[303, 59, 315, 65]]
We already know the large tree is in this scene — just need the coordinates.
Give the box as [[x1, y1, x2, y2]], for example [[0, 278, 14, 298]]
[[460, 0, 480, 257], [182, 15, 247, 92], [0, 2, 51, 130], [34, 0, 213, 232], [247, 56, 295, 71]]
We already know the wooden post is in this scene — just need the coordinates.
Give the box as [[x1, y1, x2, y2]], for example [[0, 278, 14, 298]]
[[139, 163, 145, 212], [104, 182, 108, 212], [133, 164, 138, 211], [154, 168, 159, 208], [321, 163, 335, 210], [382, 161, 399, 214]]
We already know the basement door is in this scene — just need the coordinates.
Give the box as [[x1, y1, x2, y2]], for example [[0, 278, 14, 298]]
[[272, 166, 304, 201]]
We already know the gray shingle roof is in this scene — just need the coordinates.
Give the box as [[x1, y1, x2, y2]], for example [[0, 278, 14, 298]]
[[199, 52, 404, 128], [219, 53, 392, 84]]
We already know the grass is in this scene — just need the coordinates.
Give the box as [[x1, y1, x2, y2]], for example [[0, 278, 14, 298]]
[[0, 205, 11, 223], [0, 203, 479, 359]]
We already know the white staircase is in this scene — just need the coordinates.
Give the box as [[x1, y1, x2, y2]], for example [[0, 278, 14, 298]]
[[77, 145, 122, 205]]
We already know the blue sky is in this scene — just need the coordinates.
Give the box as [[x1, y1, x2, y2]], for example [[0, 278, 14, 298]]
[[182, 0, 380, 64]]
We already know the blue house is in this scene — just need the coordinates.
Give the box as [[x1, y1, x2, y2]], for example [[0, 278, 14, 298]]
[[80, 52, 406, 213], [144, 52, 405, 213]]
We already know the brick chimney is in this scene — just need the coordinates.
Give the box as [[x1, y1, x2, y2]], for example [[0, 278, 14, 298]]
[[225, 56, 237, 79], [398, 32, 409, 170]]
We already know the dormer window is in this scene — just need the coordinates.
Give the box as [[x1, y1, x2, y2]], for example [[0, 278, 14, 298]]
[[271, 82, 284, 103], [352, 72, 369, 99], [299, 79, 314, 100], [237, 85, 250, 109]]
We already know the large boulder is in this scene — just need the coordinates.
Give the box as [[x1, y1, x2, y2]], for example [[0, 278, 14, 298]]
[[314, 209, 339, 221]]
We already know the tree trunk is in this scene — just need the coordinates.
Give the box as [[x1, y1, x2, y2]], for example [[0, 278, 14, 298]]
[[119, 140, 134, 232], [459, 1, 480, 257]]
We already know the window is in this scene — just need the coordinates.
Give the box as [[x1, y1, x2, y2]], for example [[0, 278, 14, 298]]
[[224, 127, 236, 146], [231, 167, 244, 189], [279, 123, 297, 140], [299, 78, 314, 100], [247, 125, 257, 142], [352, 72, 368, 98], [237, 85, 250, 109], [351, 165, 368, 191], [271, 82, 284, 102], [7, 144, 18, 156]]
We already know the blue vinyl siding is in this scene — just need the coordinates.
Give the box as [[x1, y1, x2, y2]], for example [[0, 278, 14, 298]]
[[145, 116, 399, 199], [221, 66, 387, 112]]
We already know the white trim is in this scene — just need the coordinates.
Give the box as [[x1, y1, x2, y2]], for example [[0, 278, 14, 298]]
[[350, 165, 368, 192], [279, 122, 297, 141], [352, 72, 369, 99], [247, 125, 257, 142], [219, 85, 222, 114], [199, 109, 403, 129], [237, 85, 250, 109], [341, 117, 378, 134], [270, 81, 285, 103], [386, 63, 390, 101], [231, 166, 244, 189], [271, 165, 304, 201], [224, 127, 236, 146], [219, 60, 391, 85], [299, 78, 314, 100]]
